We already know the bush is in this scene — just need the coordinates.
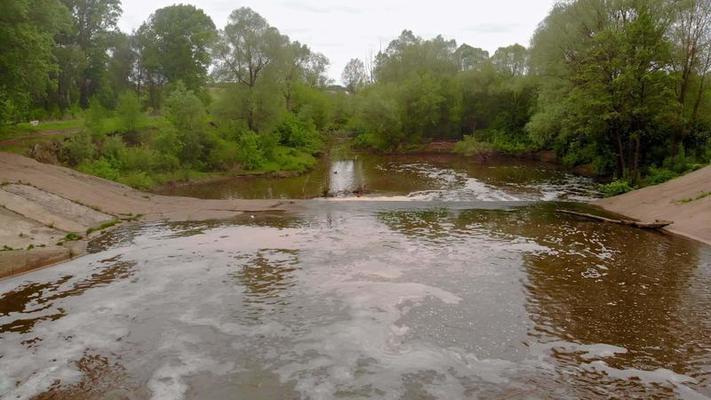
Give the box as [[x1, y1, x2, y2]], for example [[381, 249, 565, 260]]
[[118, 172, 155, 189], [78, 158, 120, 181], [116, 91, 143, 134], [120, 147, 157, 172], [63, 131, 96, 166], [268, 146, 317, 173], [100, 135, 127, 164], [208, 138, 240, 171], [85, 98, 108, 138], [165, 83, 207, 132], [600, 179, 634, 197], [237, 131, 266, 170], [453, 135, 494, 156], [274, 113, 322, 152], [644, 166, 678, 186]]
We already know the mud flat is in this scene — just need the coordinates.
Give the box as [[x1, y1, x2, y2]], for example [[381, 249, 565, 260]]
[[0, 152, 295, 277], [596, 166, 711, 245]]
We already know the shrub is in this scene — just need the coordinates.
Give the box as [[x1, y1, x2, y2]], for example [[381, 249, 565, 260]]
[[63, 131, 96, 166], [100, 135, 127, 164], [116, 91, 143, 134], [269, 146, 317, 173], [120, 147, 157, 172], [599, 179, 634, 197], [237, 131, 265, 170], [85, 98, 108, 138], [78, 158, 120, 181], [274, 113, 322, 152], [208, 138, 240, 171], [165, 83, 207, 132], [118, 172, 155, 189], [644, 166, 678, 186], [453, 135, 494, 156]]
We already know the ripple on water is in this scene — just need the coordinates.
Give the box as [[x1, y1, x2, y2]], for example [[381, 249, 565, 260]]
[[0, 203, 709, 399]]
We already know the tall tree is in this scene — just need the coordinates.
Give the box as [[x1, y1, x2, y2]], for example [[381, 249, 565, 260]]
[[0, 0, 69, 123], [58, 0, 122, 107], [454, 44, 489, 71], [670, 0, 711, 154], [213, 7, 287, 88], [213, 7, 289, 130], [528, 0, 678, 181], [136, 4, 216, 101], [342, 58, 367, 94], [492, 44, 528, 76]]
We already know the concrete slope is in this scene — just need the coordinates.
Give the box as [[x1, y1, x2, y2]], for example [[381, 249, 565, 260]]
[[596, 166, 711, 245], [0, 152, 293, 278], [0, 152, 292, 221]]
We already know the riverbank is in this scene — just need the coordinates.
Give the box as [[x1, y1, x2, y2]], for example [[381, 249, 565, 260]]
[[596, 165, 711, 245], [0, 152, 296, 278]]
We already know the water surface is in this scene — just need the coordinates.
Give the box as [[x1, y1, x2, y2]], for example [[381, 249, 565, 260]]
[[156, 154, 599, 202], [1, 158, 710, 400]]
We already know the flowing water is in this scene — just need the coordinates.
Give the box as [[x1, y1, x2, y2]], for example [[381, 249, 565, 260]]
[[1, 156, 711, 400], [155, 154, 598, 202]]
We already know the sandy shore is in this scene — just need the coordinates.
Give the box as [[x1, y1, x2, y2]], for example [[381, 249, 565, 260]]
[[0, 152, 298, 277], [596, 166, 711, 245]]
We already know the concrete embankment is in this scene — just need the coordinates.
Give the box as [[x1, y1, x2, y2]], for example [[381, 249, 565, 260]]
[[596, 166, 711, 245], [0, 152, 294, 278]]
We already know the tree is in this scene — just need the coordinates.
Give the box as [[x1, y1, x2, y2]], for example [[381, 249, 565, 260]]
[[213, 7, 287, 88], [454, 44, 489, 71], [58, 0, 122, 107], [136, 4, 216, 97], [492, 44, 528, 76], [165, 82, 211, 166], [0, 0, 70, 123], [212, 7, 290, 130], [101, 32, 137, 108], [342, 58, 367, 94], [670, 0, 711, 154], [528, 0, 680, 181]]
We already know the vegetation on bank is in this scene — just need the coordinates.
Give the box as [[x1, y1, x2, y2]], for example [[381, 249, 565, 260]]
[[1, 0, 709, 191], [342, 1, 710, 188], [1, 1, 346, 189]]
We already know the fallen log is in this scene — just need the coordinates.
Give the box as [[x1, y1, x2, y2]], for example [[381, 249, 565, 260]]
[[557, 210, 672, 230]]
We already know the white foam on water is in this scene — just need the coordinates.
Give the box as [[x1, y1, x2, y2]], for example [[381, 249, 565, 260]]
[[147, 331, 235, 400]]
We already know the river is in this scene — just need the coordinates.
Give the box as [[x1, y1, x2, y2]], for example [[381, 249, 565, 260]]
[[1, 155, 710, 399]]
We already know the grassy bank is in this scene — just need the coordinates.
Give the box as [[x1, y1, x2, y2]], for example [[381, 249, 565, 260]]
[[1, 105, 325, 191]]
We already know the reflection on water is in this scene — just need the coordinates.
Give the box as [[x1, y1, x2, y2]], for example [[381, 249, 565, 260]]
[[232, 249, 300, 323], [0, 258, 135, 334], [155, 154, 600, 201], [1, 201, 709, 399]]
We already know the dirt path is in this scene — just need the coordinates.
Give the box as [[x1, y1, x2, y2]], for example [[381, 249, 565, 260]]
[[596, 166, 711, 245], [0, 127, 81, 146], [0, 152, 298, 277]]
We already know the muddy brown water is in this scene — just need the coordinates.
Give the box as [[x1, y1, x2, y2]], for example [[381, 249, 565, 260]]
[[155, 154, 598, 201], [1, 156, 710, 399]]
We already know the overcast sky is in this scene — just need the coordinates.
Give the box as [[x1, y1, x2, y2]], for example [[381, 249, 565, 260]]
[[118, 0, 558, 83]]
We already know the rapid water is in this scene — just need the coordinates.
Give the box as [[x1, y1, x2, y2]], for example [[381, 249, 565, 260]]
[[1, 157, 710, 399]]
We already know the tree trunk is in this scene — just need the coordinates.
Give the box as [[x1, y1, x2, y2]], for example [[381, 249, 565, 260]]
[[615, 131, 627, 178], [632, 134, 641, 185]]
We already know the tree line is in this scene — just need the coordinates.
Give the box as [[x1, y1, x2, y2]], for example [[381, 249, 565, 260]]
[[345, 0, 711, 187], [1, 0, 710, 189], [1, 0, 344, 187]]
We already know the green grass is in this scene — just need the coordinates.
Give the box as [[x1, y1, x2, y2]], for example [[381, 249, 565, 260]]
[[0, 119, 84, 141], [64, 232, 82, 241], [86, 219, 121, 235], [599, 179, 634, 197], [677, 191, 711, 204]]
